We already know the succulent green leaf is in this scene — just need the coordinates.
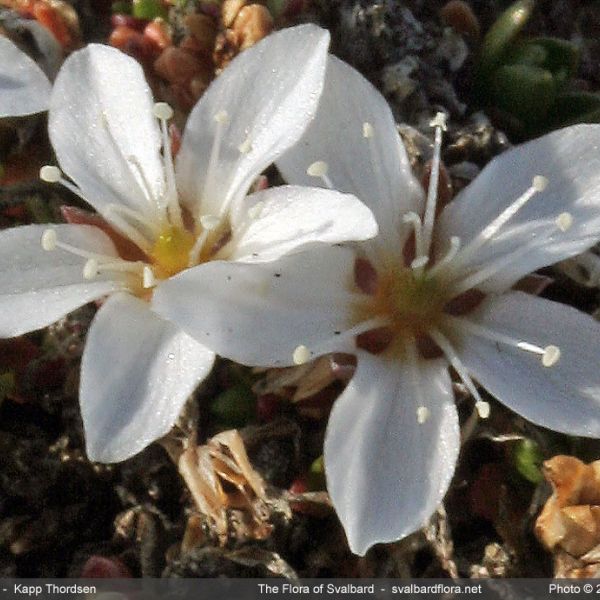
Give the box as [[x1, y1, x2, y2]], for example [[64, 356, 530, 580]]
[[513, 438, 543, 484], [491, 63, 556, 125], [478, 0, 535, 78]]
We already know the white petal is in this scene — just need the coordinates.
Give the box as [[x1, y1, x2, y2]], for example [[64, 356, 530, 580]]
[[176, 25, 329, 217], [0, 224, 126, 337], [325, 351, 459, 555], [227, 185, 378, 262], [438, 125, 600, 292], [276, 55, 424, 250], [49, 44, 165, 221], [0, 37, 51, 117], [81, 293, 215, 463], [457, 291, 600, 437], [152, 246, 358, 367]]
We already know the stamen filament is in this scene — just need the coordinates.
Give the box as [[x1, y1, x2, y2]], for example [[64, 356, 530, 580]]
[[421, 112, 446, 260], [154, 103, 184, 229], [426, 236, 461, 278], [429, 328, 489, 418], [307, 161, 333, 189], [448, 213, 570, 296], [98, 208, 153, 255], [200, 110, 229, 224], [448, 175, 548, 273], [444, 315, 561, 367], [404, 337, 430, 425], [402, 211, 424, 259]]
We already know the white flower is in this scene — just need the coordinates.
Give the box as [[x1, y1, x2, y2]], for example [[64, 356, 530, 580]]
[[0, 27, 378, 463], [0, 36, 51, 117], [153, 55, 600, 555]]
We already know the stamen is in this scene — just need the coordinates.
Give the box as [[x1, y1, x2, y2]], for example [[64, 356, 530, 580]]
[[449, 175, 548, 271], [39, 165, 62, 183], [41, 229, 57, 251], [307, 161, 333, 189], [402, 211, 424, 258], [99, 111, 161, 223], [429, 328, 488, 417], [214, 110, 229, 124], [104, 204, 161, 237], [153, 102, 183, 229], [410, 256, 429, 270], [542, 345, 560, 367], [126, 155, 159, 207], [421, 112, 447, 260], [200, 110, 229, 222], [153, 102, 174, 121], [416, 405, 430, 424], [238, 135, 253, 154], [426, 236, 461, 278], [83, 258, 99, 280], [200, 214, 220, 231], [445, 315, 561, 368], [41, 228, 146, 281], [143, 266, 156, 289], [292, 345, 311, 365], [247, 201, 264, 220], [100, 207, 153, 255], [555, 212, 573, 232], [449, 213, 569, 296], [475, 401, 490, 419], [362, 122, 374, 139]]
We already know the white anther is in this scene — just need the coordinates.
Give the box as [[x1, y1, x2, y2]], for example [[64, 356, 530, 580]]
[[153, 102, 174, 120], [362, 122, 374, 138], [82, 259, 99, 280], [410, 256, 429, 270], [555, 212, 573, 232], [214, 110, 229, 124], [416, 406, 430, 424], [542, 345, 560, 367], [200, 214, 220, 231], [238, 136, 252, 154], [41, 229, 57, 251], [143, 266, 156, 289], [292, 345, 311, 365], [247, 201, 264, 220], [429, 111, 448, 131], [475, 401, 490, 419], [532, 175, 548, 192], [402, 211, 422, 226], [307, 161, 329, 178], [40, 165, 62, 183]]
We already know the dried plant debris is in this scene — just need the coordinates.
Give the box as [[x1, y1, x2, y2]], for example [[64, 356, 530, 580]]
[[177, 430, 274, 544], [535, 455, 600, 577]]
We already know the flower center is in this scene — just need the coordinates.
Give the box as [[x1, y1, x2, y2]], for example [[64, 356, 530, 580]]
[[370, 264, 447, 340], [149, 226, 195, 279]]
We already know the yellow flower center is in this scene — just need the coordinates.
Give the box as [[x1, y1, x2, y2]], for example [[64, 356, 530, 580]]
[[149, 226, 195, 279], [372, 265, 447, 339]]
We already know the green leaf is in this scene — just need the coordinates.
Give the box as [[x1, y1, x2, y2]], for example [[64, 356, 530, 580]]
[[478, 0, 536, 79], [547, 92, 600, 128], [491, 63, 556, 125], [513, 438, 544, 484], [210, 383, 256, 428], [132, 0, 168, 20]]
